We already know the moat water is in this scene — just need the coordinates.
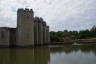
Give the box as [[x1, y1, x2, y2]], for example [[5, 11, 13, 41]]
[[0, 45, 96, 64]]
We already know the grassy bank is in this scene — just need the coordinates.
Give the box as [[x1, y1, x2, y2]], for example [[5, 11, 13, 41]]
[[75, 38, 96, 43], [51, 38, 96, 44]]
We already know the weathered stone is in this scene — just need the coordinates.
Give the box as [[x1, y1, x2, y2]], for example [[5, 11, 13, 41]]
[[0, 27, 10, 46], [16, 8, 34, 46], [0, 27, 16, 47], [0, 8, 50, 47]]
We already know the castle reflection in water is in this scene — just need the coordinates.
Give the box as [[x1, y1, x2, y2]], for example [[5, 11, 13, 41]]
[[0, 47, 50, 64], [0, 45, 96, 64]]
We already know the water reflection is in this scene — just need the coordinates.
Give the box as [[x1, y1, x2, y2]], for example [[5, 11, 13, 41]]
[[50, 45, 96, 64], [0, 45, 96, 64], [0, 48, 10, 64], [50, 45, 96, 54], [0, 47, 50, 64], [34, 47, 50, 64]]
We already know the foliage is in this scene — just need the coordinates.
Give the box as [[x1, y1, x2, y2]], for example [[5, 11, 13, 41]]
[[50, 25, 96, 42]]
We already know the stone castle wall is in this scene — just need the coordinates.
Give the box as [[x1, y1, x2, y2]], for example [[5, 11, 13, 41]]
[[0, 27, 10, 46], [0, 27, 16, 47], [0, 8, 50, 47]]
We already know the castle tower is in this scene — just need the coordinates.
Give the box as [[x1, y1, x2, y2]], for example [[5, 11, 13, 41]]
[[46, 26, 50, 43], [16, 8, 34, 46], [34, 17, 39, 45], [39, 18, 43, 45], [42, 21, 47, 44], [34, 17, 44, 45]]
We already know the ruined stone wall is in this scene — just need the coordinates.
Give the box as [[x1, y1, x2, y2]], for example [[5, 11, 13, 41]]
[[17, 8, 34, 46]]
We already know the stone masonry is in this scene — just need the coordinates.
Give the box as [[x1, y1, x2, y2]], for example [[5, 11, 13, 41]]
[[16, 8, 34, 46], [0, 8, 50, 47]]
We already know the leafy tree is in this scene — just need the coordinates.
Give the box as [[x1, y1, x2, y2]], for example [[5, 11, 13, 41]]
[[50, 25, 96, 42]]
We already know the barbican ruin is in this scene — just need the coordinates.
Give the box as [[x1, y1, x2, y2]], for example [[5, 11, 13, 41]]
[[0, 8, 50, 47]]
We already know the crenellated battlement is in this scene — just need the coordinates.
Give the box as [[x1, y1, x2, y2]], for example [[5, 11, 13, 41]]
[[18, 8, 34, 12], [42, 21, 46, 26], [34, 17, 40, 22], [17, 8, 34, 17]]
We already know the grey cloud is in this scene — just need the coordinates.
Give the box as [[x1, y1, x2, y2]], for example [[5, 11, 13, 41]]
[[0, 0, 96, 31]]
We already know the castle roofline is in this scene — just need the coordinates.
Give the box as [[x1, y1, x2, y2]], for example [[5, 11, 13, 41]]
[[0, 27, 16, 30], [18, 8, 34, 12]]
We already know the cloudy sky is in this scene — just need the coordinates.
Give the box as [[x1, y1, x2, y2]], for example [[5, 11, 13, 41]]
[[0, 0, 96, 31]]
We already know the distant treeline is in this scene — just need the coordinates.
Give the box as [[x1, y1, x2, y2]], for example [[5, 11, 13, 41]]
[[50, 26, 96, 42]]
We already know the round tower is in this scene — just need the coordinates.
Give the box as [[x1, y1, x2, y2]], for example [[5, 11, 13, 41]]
[[16, 8, 34, 46]]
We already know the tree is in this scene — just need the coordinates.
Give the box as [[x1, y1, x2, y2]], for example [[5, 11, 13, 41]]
[[50, 26, 96, 42], [90, 25, 96, 37]]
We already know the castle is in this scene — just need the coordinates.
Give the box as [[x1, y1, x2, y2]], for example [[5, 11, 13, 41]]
[[0, 8, 50, 47]]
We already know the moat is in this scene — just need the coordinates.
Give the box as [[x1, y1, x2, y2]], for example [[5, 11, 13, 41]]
[[0, 45, 96, 64]]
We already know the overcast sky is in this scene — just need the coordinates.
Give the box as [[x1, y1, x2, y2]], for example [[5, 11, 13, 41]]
[[0, 0, 96, 31]]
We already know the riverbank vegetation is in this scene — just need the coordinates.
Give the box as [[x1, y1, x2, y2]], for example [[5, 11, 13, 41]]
[[50, 25, 96, 43]]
